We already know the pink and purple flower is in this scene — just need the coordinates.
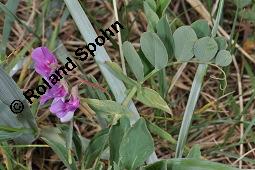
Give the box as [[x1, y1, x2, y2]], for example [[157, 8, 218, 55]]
[[31, 47, 79, 122]]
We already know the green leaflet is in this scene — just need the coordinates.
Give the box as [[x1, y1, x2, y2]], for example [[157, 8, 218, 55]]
[[191, 19, 211, 38], [215, 50, 232, 66], [173, 26, 198, 61], [136, 87, 171, 114], [122, 41, 144, 82], [214, 37, 228, 50], [156, 16, 174, 58], [84, 129, 109, 168], [140, 32, 168, 70], [119, 118, 154, 169], [193, 36, 218, 62], [109, 116, 130, 165], [83, 98, 133, 116], [143, 1, 159, 31]]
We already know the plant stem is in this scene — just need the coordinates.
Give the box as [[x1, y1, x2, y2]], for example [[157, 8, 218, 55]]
[[122, 86, 137, 107], [142, 69, 159, 83]]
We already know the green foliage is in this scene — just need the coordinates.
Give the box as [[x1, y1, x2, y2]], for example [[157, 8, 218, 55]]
[[156, 16, 174, 58], [84, 129, 109, 168], [119, 118, 154, 169], [215, 50, 232, 66], [173, 26, 198, 61], [233, 0, 252, 8], [0, 0, 19, 61], [41, 128, 78, 170], [142, 159, 239, 170], [109, 116, 130, 165], [143, 1, 159, 31], [140, 32, 168, 69], [123, 41, 144, 82], [240, 4, 255, 22], [193, 36, 218, 62], [84, 98, 133, 116], [136, 87, 171, 114], [187, 144, 201, 159], [106, 61, 138, 87], [156, 0, 172, 17], [0, 67, 38, 144], [191, 19, 211, 38], [214, 37, 228, 50]]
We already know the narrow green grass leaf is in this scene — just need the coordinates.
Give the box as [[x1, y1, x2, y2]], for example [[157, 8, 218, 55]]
[[157, 0, 171, 17], [0, 0, 19, 61]]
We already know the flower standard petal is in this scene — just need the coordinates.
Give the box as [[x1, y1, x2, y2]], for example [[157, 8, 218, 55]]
[[32, 47, 58, 77]]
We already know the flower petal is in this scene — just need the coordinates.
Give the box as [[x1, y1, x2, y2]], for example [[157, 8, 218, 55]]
[[32, 47, 57, 76], [60, 111, 74, 122]]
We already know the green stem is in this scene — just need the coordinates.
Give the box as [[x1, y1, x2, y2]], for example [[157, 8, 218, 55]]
[[142, 69, 159, 83], [122, 86, 137, 107], [68, 120, 73, 164]]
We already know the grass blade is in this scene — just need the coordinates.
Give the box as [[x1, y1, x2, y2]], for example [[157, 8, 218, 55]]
[[0, 0, 19, 62]]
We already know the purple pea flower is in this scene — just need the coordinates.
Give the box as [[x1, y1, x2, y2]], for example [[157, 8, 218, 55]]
[[31, 46, 80, 122], [40, 81, 68, 105], [50, 86, 80, 122], [32, 47, 57, 77]]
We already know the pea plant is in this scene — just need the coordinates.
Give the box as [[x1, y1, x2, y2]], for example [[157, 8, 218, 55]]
[[0, 0, 248, 169]]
